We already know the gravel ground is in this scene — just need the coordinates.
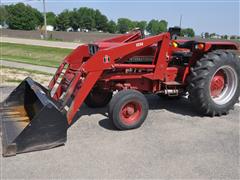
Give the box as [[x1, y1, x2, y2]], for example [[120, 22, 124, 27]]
[[0, 86, 239, 179]]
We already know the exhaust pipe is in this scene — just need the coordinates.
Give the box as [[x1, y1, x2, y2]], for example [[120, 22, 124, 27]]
[[1, 77, 68, 157]]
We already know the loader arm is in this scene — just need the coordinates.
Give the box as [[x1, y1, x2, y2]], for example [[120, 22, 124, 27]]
[[66, 32, 170, 124]]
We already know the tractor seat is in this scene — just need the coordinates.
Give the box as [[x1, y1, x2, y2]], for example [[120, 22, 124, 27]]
[[178, 41, 196, 49]]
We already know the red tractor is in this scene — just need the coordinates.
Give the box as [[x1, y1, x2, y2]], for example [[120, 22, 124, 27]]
[[1, 28, 240, 156]]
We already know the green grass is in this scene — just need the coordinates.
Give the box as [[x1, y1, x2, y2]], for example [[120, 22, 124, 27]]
[[5, 79, 23, 83], [1, 66, 54, 75], [1, 42, 72, 67]]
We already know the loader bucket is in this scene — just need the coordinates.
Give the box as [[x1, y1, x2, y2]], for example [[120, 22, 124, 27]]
[[0, 77, 68, 157]]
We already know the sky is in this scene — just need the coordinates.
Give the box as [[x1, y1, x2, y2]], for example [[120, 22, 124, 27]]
[[1, 0, 240, 35]]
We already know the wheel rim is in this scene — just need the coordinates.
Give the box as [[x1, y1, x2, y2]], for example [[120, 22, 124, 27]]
[[119, 101, 142, 125], [210, 65, 238, 105]]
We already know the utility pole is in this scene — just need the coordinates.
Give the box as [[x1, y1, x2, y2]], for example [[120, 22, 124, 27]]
[[43, 0, 47, 38], [179, 15, 182, 28]]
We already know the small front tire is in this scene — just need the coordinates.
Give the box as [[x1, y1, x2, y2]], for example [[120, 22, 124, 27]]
[[108, 90, 149, 130]]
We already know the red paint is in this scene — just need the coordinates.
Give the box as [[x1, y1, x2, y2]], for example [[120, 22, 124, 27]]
[[47, 29, 239, 124], [48, 62, 66, 90]]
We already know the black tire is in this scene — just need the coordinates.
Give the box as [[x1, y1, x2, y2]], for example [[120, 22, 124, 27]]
[[85, 88, 112, 108], [187, 50, 240, 116], [108, 90, 149, 130]]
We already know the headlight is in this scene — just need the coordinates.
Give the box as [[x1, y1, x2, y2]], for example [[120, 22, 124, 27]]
[[172, 41, 178, 48], [195, 43, 205, 50]]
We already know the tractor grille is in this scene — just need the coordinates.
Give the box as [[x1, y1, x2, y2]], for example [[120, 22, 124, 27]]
[[88, 44, 99, 55]]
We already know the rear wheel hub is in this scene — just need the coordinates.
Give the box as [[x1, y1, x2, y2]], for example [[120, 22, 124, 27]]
[[210, 66, 238, 105]]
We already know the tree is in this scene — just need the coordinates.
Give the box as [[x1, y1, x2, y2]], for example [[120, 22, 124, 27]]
[[204, 32, 210, 38], [117, 18, 133, 33], [95, 9, 108, 31], [146, 19, 168, 35], [107, 20, 117, 33], [56, 10, 71, 31], [46, 12, 56, 27], [82, 15, 94, 30], [209, 33, 216, 38], [146, 19, 159, 35], [181, 28, 195, 37], [78, 7, 96, 30], [69, 8, 79, 31], [230, 35, 237, 40], [2, 4, 198, 35], [136, 21, 147, 31], [0, 5, 8, 26], [6, 3, 43, 30], [55, 7, 108, 31], [33, 7, 44, 27], [158, 20, 168, 33], [222, 35, 228, 39]]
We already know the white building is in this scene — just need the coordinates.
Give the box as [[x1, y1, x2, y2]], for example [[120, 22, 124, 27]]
[[46, 25, 54, 31]]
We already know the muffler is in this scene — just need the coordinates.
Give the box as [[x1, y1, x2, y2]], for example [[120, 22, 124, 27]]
[[0, 77, 68, 157]]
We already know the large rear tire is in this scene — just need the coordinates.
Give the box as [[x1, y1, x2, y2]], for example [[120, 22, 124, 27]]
[[187, 50, 240, 116], [108, 90, 149, 130]]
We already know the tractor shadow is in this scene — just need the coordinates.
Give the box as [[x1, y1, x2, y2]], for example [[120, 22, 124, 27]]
[[146, 94, 201, 117], [71, 94, 201, 130], [0, 86, 201, 131]]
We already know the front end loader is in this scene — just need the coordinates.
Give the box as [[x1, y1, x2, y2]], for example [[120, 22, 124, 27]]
[[1, 28, 240, 157]]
